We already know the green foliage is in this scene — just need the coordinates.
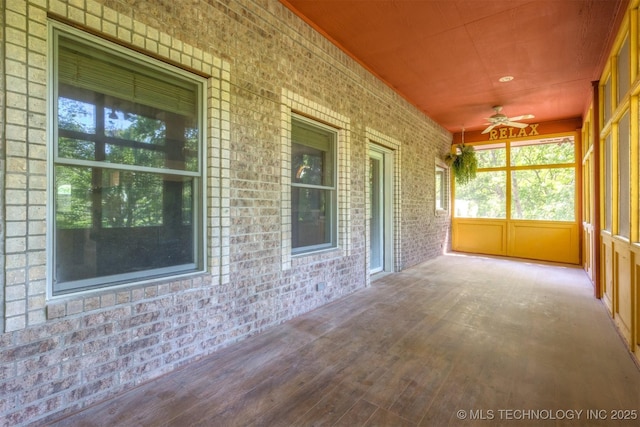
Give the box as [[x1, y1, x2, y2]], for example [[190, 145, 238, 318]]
[[445, 144, 478, 185], [511, 168, 575, 221], [511, 140, 574, 166], [454, 139, 576, 221], [476, 146, 506, 168], [455, 171, 507, 218], [56, 97, 186, 229]]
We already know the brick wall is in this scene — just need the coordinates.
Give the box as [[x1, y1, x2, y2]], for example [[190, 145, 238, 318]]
[[0, 0, 451, 425]]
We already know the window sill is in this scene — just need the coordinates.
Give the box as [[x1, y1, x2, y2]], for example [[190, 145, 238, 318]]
[[46, 271, 211, 321]]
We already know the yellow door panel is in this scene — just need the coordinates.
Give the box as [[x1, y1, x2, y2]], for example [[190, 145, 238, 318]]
[[614, 242, 633, 347], [452, 219, 580, 264], [508, 222, 579, 264], [452, 220, 506, 255], [601, 235, 614, 315]]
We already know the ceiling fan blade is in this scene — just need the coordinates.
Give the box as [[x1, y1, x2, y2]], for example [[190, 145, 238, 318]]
[[508, 114, 535, 121], [481, 124, 497, 134], [504, 121, 528, 128]]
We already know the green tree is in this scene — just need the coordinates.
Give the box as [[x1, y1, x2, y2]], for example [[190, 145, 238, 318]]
[[56, 97, 196, 229], [454, 140, 575, 221]]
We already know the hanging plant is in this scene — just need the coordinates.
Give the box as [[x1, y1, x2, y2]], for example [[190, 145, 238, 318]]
[[445, 143, 478, 185]]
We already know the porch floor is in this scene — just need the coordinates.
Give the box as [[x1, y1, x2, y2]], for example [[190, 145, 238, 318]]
[[50, 253, 640, 426]]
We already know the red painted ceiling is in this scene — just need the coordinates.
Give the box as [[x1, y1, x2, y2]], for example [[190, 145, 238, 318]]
[[280, 0, 627, 134]]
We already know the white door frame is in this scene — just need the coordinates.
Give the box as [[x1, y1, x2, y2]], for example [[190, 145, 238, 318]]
[[368, 144, 394, 275]]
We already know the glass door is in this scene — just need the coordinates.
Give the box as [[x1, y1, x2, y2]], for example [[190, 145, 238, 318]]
[[369, 151, 384, 273]]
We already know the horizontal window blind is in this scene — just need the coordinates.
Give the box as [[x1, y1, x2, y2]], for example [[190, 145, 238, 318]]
[[292, 116, 334, 152], [57, 35, 197, 117]]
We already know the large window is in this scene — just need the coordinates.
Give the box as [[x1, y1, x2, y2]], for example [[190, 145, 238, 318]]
[[50, 24, 205, 295], [454, 137, 576, 221], [291, 115, 337, 253]]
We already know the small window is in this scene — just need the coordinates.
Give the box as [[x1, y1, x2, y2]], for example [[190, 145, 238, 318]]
[[50, 23, 205, 295], [617, 35, 630, 104], [435, 163, 449, 212], [291, 115, 337, 253]]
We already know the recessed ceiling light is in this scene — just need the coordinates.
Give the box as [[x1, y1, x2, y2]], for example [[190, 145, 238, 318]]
[[499, 76, 514, 82]]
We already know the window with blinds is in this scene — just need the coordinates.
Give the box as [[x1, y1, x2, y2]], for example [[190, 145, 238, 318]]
[[291, 115, 337, 253], [50, 22, 205, 295]]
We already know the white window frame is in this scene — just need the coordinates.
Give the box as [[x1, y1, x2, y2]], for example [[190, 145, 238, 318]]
[[290, 114, 338, 255], [435, 159, 449, 214], [47, 22, 207, 296]]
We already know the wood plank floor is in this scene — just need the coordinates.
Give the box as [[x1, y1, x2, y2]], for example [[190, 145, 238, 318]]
[[49, 254, 640, 426]]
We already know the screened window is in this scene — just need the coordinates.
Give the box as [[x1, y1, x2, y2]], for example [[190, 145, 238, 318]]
[[455, 170, 507, 218], [603, 77, 612, 124], [617, 36, 630, 104], [604, 133, 612, 231], [51, 24, 204, 295], [510, 168, 575, 221], [510, 138, 575, 221], [618, 111, 630, 238], [475, 143, 506, 168], [454, 138, 576, 221], [291, 115, 337, 253], [455, 143, 507, 219]]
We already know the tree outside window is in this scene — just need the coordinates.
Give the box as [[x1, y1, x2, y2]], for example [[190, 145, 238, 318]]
[[51, 24, 204, 294], [454, 137, 576, 222]]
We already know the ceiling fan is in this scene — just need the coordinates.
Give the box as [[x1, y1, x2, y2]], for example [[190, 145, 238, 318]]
[[481, 106, 534, 134]]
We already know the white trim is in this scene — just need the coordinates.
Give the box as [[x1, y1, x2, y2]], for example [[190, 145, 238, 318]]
[[47, 21, 209, 297], [280, 89, 351, 270], [365, 127, 402, 278]]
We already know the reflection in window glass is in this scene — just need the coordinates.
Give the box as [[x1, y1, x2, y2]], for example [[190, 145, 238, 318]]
[[53, 26, 203, 295], [511, 138, 574, 166], [58, 95, 198, 171], [55, 165, 92, 229], [99, 170, 164, 228], [104, 108, 166, 143], [511, 168, 575, 221], [291, 116, 337, 252], [58, 97, 96, 133], [54, 167, 195, 284], [292, 144, 333, 187], [455, 171, 506, 218], [291, 187, 332, 248]]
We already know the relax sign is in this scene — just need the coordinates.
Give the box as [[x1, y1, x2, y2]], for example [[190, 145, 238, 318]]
[[488, 124, 540, 140]]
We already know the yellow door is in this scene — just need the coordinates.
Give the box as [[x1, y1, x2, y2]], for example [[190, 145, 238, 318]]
[[451, 133, 580, 264]]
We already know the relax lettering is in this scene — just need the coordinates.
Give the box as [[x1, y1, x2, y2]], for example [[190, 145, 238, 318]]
[[489, 123, 539, 140]]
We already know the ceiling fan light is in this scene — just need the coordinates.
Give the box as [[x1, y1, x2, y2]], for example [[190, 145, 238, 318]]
[[498, 76, 514, 82]]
